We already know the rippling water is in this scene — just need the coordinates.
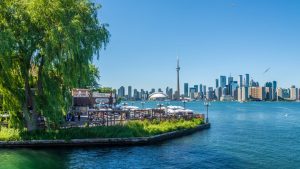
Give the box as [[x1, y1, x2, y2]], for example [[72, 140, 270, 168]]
[[1, 101, 300, 169]]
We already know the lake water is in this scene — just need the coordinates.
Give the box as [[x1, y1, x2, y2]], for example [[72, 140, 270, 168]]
[[1, 101, 300, 169]]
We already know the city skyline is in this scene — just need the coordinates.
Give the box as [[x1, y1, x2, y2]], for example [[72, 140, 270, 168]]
[[116, 71, 299, 100], [96, 0, 300, 89]]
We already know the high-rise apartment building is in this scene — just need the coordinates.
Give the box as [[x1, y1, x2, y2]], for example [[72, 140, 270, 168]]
[[228, 76, 233, 85], [203, 85, 207, 97], [215, 87, 222, 100], [199, 84, 203, 98], [118, 86, 125, 97], [206, 87, 214, 100], [166, 87, 173, 99], [273, 81, 277, 100], [190, 87, 196, 99], [220, 76, 227, 88], [290, 86, 298, 100], [222, 87, 227, 96], [228, 76, 234, 95], [231, 81, 238, 98], [128, 86, 132, 99], [245, 74, 250, 87], [239, 75, 243, 87], [241, 87, 249, 101], [250, 87, 266, 101], [194, 85, 199, 92], [277, 88, 290, 100], [184, 83, 189, 97], [133, 89, 139, 100], [141, 89, 145, 100]]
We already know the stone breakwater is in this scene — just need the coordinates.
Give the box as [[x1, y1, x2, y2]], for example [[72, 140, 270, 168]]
[[0, 123, 210, 148]]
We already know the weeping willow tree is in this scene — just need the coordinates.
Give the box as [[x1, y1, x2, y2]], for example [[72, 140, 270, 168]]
[[0, 0, 109, 130]]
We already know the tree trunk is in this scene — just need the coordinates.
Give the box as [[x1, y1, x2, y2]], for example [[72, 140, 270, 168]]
[[37, 56, 44, 96], [23, 68, 37, 131]]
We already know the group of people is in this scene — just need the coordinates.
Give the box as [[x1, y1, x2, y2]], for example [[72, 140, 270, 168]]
[[65, 112, 81, 122]]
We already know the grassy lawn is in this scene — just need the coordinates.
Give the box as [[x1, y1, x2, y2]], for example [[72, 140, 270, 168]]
[[0, 118, 204, 141]]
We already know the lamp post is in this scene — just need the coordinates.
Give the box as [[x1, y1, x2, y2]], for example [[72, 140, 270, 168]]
[[204, 101, 210, 123], [157, 103, 163, 121], [157, 103, 163, 110]]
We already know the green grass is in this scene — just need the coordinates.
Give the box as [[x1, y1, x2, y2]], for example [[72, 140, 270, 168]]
[[0, 118, 204, 141], [0, 127, 21, 141]]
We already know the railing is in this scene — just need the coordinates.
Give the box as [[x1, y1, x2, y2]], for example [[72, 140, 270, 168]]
[[64, 109, 205, 128], [0, 109, 205, 128]]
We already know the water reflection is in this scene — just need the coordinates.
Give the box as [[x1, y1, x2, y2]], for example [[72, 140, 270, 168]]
[[0, 148, 68, 169]]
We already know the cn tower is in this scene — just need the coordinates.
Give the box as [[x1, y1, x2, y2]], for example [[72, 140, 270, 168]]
[[176, 57, 180, 99]]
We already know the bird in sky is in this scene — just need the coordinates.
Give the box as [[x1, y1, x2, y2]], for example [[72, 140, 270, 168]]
[[263, 67, 271, 74]]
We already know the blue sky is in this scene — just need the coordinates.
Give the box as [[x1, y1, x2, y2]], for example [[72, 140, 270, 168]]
[[94, 0, 300, 91]]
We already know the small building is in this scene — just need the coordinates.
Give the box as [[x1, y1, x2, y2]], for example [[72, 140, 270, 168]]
[[72, 89, 116, 113]]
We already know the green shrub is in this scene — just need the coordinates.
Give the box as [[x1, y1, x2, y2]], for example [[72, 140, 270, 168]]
[[0, 127, 21, 141], [0, 118, 204, 141]]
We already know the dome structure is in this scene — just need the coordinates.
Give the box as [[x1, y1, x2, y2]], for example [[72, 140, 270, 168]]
[[148, 92, 168, 101]]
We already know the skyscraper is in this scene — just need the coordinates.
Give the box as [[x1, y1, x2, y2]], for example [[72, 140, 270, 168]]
[[242, 86, 249, 101], [215, 87, 222, 100], [250, 87, 266, 101], [141, 89, 145, 100], [239, 75, 243, 87], [128, 86, 132, 99], [166, 87, 173, 99], [272, 81, 277, 100], [245, 74, 250, 87], [189, 87, 196, 99], [220, 76, 226, 88], [265, 82, 272, 100], [133, 89, 139, 100], [207, 87, 214, 100], [231, 81, 239, 99], [215, 79, 219, 88], [194, 85, 199, 92], [228, 76, 234, 95], [290, 85, 298, 100], [184, 83, 189, 97], [222, 87, 227, 96], [228, 76, 233, 85], [118, 86, 125, 97], [199, 84, 203, 99]]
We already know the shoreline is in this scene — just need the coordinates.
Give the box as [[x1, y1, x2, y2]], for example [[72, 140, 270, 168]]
[[0, 123, 210, 148]]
